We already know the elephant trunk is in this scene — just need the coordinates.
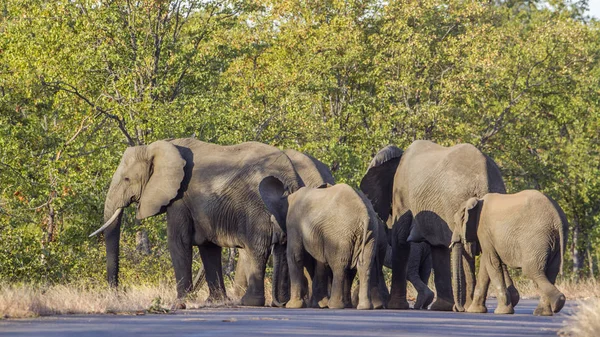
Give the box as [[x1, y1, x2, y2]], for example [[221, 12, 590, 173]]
[[451, 241, 465, 312], [271, 243, 290, 307], [102, 198, 125, 288]]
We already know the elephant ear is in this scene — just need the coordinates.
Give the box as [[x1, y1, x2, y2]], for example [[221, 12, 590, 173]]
[[461, 197, 481, 243], [137, 140, 186, 219], [259, 176, 289, 231], [359, 145, 403, 223]]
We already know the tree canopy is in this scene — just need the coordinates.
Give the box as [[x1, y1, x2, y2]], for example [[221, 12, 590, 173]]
[[1, 0, 599, 284]]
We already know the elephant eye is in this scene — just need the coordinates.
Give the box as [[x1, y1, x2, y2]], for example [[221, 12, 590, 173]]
[[123, 177, 130, 182]]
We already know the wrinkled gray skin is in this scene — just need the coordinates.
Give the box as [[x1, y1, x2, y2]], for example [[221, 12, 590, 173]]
[[354, 242, 432, 309], [233, 149, 336, 306], [360, 140, 506, 311], [260, 179, 380, 310], [451, 191, 567, 316], [93, 139, 300, 307], [406, 242, 434, 309]]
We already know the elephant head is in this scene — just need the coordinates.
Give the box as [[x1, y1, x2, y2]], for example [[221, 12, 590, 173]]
[[450, 197, 481, 312], [90, 140, 186, 287]]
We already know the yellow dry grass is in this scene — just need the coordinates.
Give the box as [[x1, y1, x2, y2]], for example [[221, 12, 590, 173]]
[[0, 281, 241, 319], [510, 278, 600, 300], [1, 277, 596, 319], [559, 298, 600, 337]]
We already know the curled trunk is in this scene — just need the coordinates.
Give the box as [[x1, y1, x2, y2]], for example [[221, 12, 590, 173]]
[[451, 242, 465, 312], [271, 243, 290, 307]]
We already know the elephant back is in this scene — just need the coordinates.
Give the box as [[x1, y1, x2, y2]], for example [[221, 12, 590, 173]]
[[284, 149, 335, 188]]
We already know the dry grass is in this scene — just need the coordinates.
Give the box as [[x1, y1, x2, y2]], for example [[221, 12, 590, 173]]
[[0, 281, 241, 319], [2, 277, 596, 319], [509, 278, 600, 300], [559, 298, 600, 337]]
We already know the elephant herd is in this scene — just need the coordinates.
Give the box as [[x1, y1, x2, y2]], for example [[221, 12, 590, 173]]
[[90, 138, 568, 316]]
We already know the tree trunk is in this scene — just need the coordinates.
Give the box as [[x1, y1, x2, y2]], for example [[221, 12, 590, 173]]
[[587, 241, 596, 280]]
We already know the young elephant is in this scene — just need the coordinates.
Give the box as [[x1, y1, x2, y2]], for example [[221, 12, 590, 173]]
[[259, 177, 380, 309], [451, 190, 567, 316]]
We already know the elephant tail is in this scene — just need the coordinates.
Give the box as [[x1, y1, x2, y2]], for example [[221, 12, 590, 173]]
[[359, 217, 369, 266], [558, 220, 566, 275]]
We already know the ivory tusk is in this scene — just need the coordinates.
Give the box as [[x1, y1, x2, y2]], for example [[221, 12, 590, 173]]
[[89, 208, 123, 237]]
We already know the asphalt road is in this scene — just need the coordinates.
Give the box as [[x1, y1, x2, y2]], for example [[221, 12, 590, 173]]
[[0, 299, 574, 337]]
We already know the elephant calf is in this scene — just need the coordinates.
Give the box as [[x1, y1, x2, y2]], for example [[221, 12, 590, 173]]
[[259, 177, 381, 309], [451, 190, 568, 316]]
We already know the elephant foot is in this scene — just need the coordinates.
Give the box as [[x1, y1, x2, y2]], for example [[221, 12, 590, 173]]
[[328, 298, 345, 309], [430, 298, 454, 311], [387, 297, 410, 310], [310, 296, 329, 308], [508, 285, 520, 307], [414, 289, 435, 310], [533, 304, 553, 316], [494, 304, 514, 315], [285, 298, 306, 309], [205, 291, 228, 305], [240, 293, 265, 307], [371, 296, 385, 310], [357, 301, 373, 310], [466, 303, 488, 313], [551, 293, 566, 313], [271, 299, 287, 307]]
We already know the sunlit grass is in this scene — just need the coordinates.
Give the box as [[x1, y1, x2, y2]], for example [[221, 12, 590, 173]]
[[0, 280, 241, 319], [559, 298, 600, 337], [1, 277, 595, 318]]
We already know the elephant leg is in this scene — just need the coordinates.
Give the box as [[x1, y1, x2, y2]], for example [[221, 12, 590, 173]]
[[198, 243, 227, 303], [166, 211, 194, 309], [467, 258, 489, 313], [545, 255, 566, 314], [485, 251, 513, 314], [388, 213, 412, 309], [271, 243, 290, 307], [429, 246, 454, 311], [356, 240, 375, 310], [370, 251, 388, 309], [328, 265, 346, 309], [528, 256, 564, 316], [310, 261, 330, 308], [285, 237, 306, 309], [303, 253, 315, 301], [409, 245, 434, 310], [502, 264, 519, 308], [343, 268, 357, 308], [233, 250, 248, 298], [240, 248, 269, 307], [462, 242, 477, 310]]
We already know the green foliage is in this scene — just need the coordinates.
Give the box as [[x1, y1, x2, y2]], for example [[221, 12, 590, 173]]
[[1, 0, 599, 284]]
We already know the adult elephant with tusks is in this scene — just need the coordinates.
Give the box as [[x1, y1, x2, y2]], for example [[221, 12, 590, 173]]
[[360, 140, 506, 310], [89, 138, 301, 308]]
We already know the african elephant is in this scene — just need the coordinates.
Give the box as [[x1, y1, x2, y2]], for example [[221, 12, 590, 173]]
[[259, 178, 381, 309], [360, 140, 506, 310], [450, 191, 567, 316], [89, 139, 301, 307], [232, 148, 336, 305]]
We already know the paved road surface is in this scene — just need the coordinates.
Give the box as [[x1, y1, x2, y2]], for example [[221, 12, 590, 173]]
[[0, 300, 574, 336]]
